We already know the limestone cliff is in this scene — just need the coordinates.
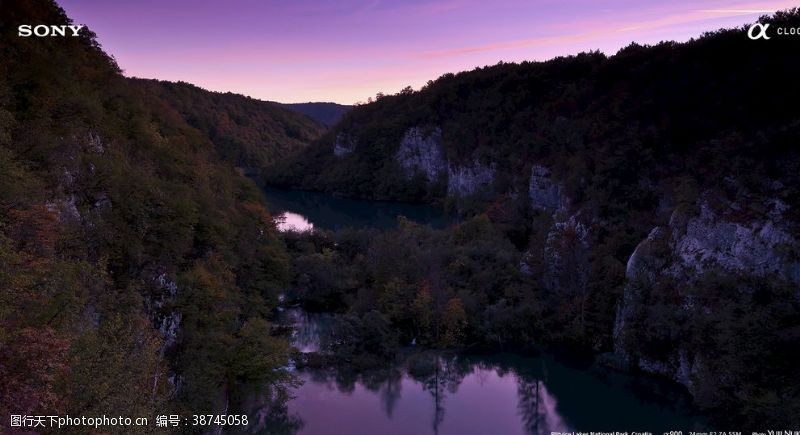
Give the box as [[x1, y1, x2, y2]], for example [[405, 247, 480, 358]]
[[529, 164, 565, 213], [447, 159, 496, 197], [614, 193, 800, 404], [393, 126, 496, 197], [521, 165, 591, 320], [333, 132, 357, 157], [394, 127, 446, 182]]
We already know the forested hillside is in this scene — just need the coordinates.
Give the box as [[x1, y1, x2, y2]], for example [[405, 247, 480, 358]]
[[278, 101, 351, 126], [3, 0, 799, 428], [0, 0, 300, 420], [270, 13, 800, 208], [133, 79, 325, 173], [270, 10, 800, 425]]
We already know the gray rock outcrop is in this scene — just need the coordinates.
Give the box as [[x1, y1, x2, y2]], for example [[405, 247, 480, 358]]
[[669, 200, 798, 281], [46, 194, 80, 223], [447, 159, 495, 197], [543, 211, 590, 294], [529, 164, 565, 213], [148, 269, 182, 353], [333, 132, 357, 157], [395, 127, 446, 183], [614, 194, 799, 396], [394, 126, 495, 197]]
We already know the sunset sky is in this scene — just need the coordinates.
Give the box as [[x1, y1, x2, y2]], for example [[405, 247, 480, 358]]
[[59, 0, 796, 104]]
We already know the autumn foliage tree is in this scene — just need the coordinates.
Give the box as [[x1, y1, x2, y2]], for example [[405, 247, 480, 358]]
[[1, 0, 297, 419]]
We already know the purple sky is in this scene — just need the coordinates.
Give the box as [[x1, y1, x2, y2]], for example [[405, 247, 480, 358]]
[[58, 0, 794, 104]]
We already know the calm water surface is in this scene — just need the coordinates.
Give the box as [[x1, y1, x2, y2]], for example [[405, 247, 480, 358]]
[[251, 308, 707, 435], [253, 189, 707, 434], [262, 187, 452, 232]]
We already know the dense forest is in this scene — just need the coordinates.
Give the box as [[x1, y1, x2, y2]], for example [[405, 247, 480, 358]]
[[0, 0, 308, 422], [133, 79, 325, 173], [2, 0, 799, 430], [269, 12, 800, 208], [277, 102, 352, 126], [269, 9, 800, 427]]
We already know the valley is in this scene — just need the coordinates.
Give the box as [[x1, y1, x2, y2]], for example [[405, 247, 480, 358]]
[[1, 1, 799, 433]]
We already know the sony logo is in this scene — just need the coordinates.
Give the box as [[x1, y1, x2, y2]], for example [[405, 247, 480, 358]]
[[18, 25, 85, 37]]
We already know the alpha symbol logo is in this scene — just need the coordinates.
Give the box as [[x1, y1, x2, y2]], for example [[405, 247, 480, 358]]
[[747, 23, 771, 40]]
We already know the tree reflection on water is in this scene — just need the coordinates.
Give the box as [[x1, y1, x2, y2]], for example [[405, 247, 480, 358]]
[[235, 310, 705, 435], [246, 351, 591, 435]]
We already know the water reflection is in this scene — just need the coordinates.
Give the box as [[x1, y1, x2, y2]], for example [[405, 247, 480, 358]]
[[232, 384, 304, 435], [262, 186, 452, 231], [517, 378, 568, 434], [247, 308, 708, 435], [278, 307, 334, 353], [380, 369, 403, 419], [263, 351, 706, 435], [275, 212, 314, 233]]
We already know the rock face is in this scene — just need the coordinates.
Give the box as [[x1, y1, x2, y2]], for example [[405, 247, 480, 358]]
[[529, 164, 565, 212], [447, 159, 495, 197], [544, 212, 590, 293], [519, 164, 585, 272], [518, 179, 595, 345], [615, 195, 800, 397], [333, 132, 357, 157], [85, 130, 105, 154], [394, 126, 495, 197], [670, 201, 798, 281], [44, 131, 111, 225], [621, 197, 799, 290], [46, 194, 80, 223], [150, 269, 182, 392], [520, 164, 591, 301], [395, 127, 446, 183]]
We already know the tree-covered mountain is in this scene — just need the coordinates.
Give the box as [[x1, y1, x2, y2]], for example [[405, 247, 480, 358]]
[[133, 79, 326, 173], [278, 101, 352, 126], [0, 0, 302, 419], [270, 14, 800, 207], [3, 0, 799, 428], [269, 10, 800, 425]]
